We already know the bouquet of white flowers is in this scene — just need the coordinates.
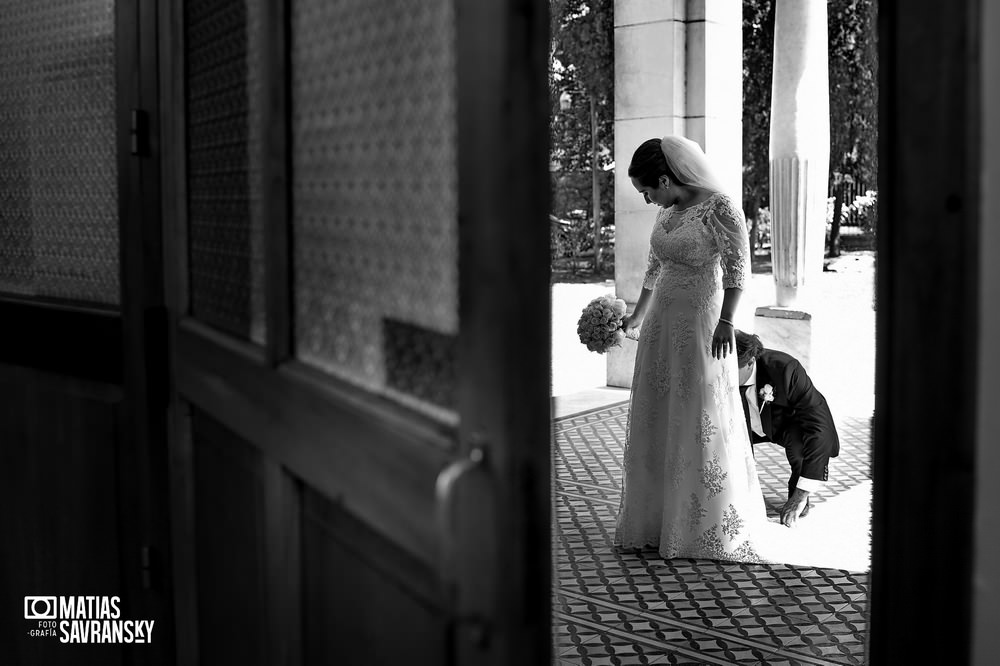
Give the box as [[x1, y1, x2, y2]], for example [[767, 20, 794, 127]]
[[576, 294, 628, 353]]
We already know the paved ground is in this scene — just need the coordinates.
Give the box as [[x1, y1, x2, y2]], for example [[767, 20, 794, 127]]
[[549, 251, 876, 665], [552, 403, 870, 665]]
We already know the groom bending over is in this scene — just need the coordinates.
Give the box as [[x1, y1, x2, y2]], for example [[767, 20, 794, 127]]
[[735, 331, 840, 527]]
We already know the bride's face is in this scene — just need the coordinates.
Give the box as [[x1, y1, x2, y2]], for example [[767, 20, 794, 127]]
[[631, 175, 673, 208]]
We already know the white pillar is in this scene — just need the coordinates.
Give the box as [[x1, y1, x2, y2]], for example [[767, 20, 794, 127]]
[[612, 0, 687, 304], [768, 0, 830, 307], [686, 1, 744, 200], [609, 0, 743, 387]]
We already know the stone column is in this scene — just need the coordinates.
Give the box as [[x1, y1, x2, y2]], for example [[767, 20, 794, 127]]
[[768, 0, 830, 308], [756, 0, 829, 371], [685, 1, 744, 200], [607, 1, 687, 387], [608, 0, 743, 387]]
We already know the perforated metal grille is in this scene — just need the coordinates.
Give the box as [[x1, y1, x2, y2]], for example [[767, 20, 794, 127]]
[[0, 0, 119, 304], [186, 0, 266, 342], [290, 0, 459, 419]]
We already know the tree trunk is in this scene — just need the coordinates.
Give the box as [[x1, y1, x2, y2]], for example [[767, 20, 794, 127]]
[[829, 184, 843, 257], [590, 94, 601, 273], [746, 196, 760, 253]]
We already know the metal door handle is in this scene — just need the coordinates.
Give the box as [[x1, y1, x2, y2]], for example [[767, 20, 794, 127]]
[[434, 445, 495, 648], [435, 446, 486, 587]]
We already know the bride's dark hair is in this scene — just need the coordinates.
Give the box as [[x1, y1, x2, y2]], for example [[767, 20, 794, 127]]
[[628, 138, 685, 189]]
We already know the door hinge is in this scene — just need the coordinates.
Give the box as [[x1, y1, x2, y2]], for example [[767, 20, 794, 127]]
[[140, 545, 153, 590], [130, 109, 149, 156]]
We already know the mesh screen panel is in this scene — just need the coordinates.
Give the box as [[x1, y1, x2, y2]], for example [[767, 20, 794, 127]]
[[186, 0, 266, 342], [291, 0, 459, 419], [0, 0, 119, 304]]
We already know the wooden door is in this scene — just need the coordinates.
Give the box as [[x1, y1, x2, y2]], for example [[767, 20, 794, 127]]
[[160, 1, 551, 664], [0, 1, 174, 664]]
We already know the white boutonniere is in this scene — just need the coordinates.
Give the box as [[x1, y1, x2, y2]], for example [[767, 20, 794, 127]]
[[758, 384, 774, 413]]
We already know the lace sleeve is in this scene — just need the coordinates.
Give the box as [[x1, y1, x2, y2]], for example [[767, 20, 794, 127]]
[[643, 247, 660, 289], [706, 194, 751, 290], [642, 209, 668, 289]]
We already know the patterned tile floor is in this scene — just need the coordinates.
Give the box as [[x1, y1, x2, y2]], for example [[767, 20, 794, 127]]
[[552, 401, 872, 665]]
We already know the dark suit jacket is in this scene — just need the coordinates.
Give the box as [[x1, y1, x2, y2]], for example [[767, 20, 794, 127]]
[[741, 349, 840, 460]]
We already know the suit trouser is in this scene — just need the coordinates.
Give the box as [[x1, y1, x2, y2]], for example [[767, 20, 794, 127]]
[[776, 422, 830, 497]]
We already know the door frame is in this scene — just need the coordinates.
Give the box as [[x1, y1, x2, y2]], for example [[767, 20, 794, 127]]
[[456, 0, 553, 661], [869, 0, 981, 662], [0, 0, 175, 662], [117, 0, 176, 661]]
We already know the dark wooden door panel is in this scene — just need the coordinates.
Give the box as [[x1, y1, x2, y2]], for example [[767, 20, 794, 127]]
[[0, 299, 122, 384], [0, 365, 125, 665], [160, 0, 552, 662], [181, 401, 456, 665], [176, 322, 453, 568], [191, 408, 302, 666], [301, 487, 449, 665]]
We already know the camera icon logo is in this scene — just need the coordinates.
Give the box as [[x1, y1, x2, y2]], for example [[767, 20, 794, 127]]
[[24, 597, 57, 620]]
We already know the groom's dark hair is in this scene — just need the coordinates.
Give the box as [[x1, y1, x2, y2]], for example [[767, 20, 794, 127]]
[[735, 330, 764, 368]]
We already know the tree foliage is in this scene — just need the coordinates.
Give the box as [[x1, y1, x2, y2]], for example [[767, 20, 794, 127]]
[[549, 0, 614, 273], [828, 0, 878, 187], [827, 0, 878, 255], [742, 0, 878, 255], [741, 0, 776, 249], [549, 0, 614, 175]]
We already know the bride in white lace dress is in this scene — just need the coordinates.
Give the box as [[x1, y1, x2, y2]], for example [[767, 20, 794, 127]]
[[614, 136, 768, 562], [612, 136, 871, 571]]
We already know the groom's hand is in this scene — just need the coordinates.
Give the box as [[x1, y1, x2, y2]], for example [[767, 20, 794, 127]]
[[780, 488, 811, 527]]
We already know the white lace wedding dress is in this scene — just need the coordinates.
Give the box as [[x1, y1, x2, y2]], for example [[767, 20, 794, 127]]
[[614, 192, 767, 562], [613, 192, 870, 570]]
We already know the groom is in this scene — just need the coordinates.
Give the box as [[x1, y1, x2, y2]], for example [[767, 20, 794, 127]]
[[734, 331, 840, 527]]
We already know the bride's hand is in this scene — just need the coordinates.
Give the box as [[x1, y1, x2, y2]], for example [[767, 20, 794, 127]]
[[712, 319, 734, 359], [622, 315, 641, 340]]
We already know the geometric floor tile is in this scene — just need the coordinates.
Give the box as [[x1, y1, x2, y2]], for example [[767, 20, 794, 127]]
[[553, 401, 871, 665]]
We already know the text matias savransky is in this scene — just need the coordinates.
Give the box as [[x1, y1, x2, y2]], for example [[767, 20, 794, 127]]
[[24, 596, 154, 644]]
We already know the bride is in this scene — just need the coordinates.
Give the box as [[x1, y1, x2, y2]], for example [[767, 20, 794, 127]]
[[614, 135, 868, 570]]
